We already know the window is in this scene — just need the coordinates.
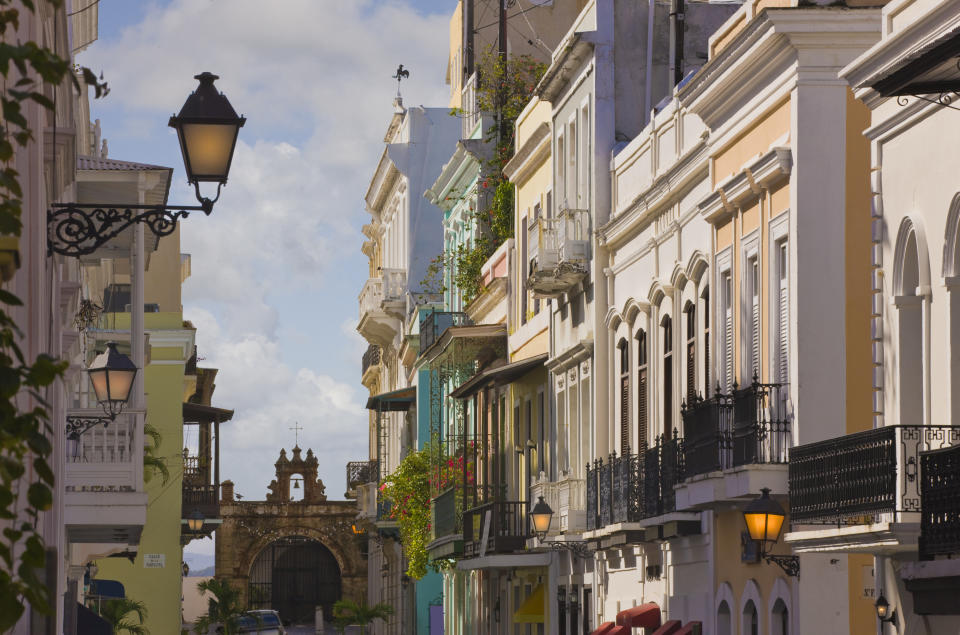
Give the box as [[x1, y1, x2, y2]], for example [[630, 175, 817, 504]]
[[556, 135, 565, 204], [686, 303, 696, 401], [637, 330, 648, 451], [579, 104, 590, 207], [702, 286, 710, 393], [532, 203, 541, 316], [717, 601, 731, 635], [747, 255, 760, 381], [772, 599, 789, 635], [775, 239, 789, 384], [568, 120, 577, 205], [537, 390, 545, 479], [743, 600, 758, 635], [721, 270, 734, 391], [662, 316, 673, 438], [521, 211, 529, 325], [619, 339, 630, 454]]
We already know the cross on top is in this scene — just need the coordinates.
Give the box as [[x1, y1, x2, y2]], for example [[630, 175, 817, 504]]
[[290, 422, 303, 447]]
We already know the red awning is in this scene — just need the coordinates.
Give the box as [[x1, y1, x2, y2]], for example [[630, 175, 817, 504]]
[[676, 622, 703, 635], [616, 602, 661, 628], [651, 620, 683, 635], [589, 622, 616, 635], [608, 627, 631, 635]]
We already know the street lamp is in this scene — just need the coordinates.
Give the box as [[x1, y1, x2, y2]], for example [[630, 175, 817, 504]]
[[529, 496, 553, 541], [742, 488, 799, 577], [875, 593, 897, 625], [65, 342, 138, 439], [528, 496, 589, 558], [187, 509, 205, 532], [47, 72, 245, 257]]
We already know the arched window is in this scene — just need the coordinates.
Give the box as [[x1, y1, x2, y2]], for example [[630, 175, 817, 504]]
[[701, 286, 710, 393], [619, 339, 630, 454], [894, 219, 928, 426], [717, 600, 731, 635], [685, 302, 697, 401], [637, 329, 649, 452], [742, 600, 758, 635], [662, 315, 673, 438], [771, 598, 789, 635]]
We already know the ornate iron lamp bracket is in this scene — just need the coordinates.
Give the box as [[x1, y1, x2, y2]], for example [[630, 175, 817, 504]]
[[548, 541, 591, 558], [65, 415, 113, 440], [764, 553, 800, 578], [47, 183, 222, 257]]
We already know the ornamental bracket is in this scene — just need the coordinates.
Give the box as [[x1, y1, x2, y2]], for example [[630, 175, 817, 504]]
[[47, 183, 222, 257], [65, 415, 114, 440], [765, 554, 800, 578]]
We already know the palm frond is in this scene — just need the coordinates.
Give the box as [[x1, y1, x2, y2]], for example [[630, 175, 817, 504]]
[[143, 452, 169, 484]]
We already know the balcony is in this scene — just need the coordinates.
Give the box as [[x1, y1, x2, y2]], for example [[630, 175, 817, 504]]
[[675, 381, 790, 508], [361, 344, 381, 381], [585, 437, 694, 543], [419, 310, 472, 353], [526, 208, 590, 297], [530, 474, 586, 534], [346, 459, 379, 498], [463, 500, 529, 558], [183, 453, 218, 520], [65, 411, 147, 544], [920, 444, 960, 559], [785, 425, 960, 554], [428, 488, 464, 559], [357, 269, 406, 346]]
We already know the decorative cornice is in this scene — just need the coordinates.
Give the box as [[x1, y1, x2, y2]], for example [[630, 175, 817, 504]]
[[546, 339, 593, 372], [503, 122, 551, 184], [536, 34, 595, 103], [599, 141, 709, 249], [699, 147, 792, 224]]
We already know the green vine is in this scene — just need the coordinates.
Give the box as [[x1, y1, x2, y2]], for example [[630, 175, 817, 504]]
[[379, 448, 432, 579], [430, 52, 543, 305], [0, 1, 108, 628]]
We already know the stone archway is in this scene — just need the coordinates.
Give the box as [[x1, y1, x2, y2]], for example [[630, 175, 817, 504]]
[[215, 446, 367, 625], [248, 536, 342, 624]]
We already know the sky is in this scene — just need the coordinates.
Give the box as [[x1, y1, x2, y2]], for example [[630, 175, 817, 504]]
[[76, 0, 457, 563]]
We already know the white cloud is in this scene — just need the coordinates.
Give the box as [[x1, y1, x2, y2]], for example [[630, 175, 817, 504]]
[[78, 0, 456, 557]]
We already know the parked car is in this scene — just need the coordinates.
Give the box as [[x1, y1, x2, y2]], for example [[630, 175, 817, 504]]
[[208, 610, 286, 634]]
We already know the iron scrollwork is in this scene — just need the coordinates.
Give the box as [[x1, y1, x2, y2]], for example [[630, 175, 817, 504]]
[[548, 540, 591, 558], [65, 415, 112, 440], [47, 203, 209, 257]]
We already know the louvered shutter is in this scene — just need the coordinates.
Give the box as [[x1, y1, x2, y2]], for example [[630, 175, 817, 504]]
[[724, 306, 733, 391], [778, 243, 789, 383], [687, 341, 696, 401], [637, 368, 648, 450], [751, 292, 760, 379], [620, 376, 630, 454]]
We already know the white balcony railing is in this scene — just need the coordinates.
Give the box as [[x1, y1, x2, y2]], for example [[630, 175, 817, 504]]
[[528, 216, 560, 273], [558, 208, 590, 264], [530, 474, 587, 534], [381, 268, 407, 303], [358, 277, 384, 321], [65, 411, 141, 493]]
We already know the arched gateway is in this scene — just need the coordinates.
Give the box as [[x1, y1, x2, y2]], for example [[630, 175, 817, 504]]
[[215, 447, 366, 626]]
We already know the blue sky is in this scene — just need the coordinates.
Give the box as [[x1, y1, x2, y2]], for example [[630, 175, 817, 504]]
[[77, 0, 457, 561]]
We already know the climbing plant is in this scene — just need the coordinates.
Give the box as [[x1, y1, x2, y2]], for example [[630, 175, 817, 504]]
[[436, 51, 545, 305], [0, 0, 108, 629], [378, 448, 432, 579]]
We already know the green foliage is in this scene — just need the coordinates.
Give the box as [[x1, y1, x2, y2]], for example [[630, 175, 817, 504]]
[[193, 578, 245, 635], [378, 448, 432, 580], [97, 597, 149, 635], [142, 423, 168, 485], [0, 2, 108, 628], [331, 598, 394, 635]]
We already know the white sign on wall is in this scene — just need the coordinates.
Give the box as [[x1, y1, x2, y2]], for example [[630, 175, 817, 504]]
[[144, 554, 166, 569]]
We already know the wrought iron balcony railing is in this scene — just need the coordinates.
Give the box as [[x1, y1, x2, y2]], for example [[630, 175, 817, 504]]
[[920, 444, 960, 559], [361, 344, 381, 376], [789, 425, 960, 526], [682, 379, 790, 479], [432, 487, 461, 541], [463, 500, 528, 558], [419, 311, 472, 353], [586, 435, 684, 531], [347, 460, 379, 492]]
